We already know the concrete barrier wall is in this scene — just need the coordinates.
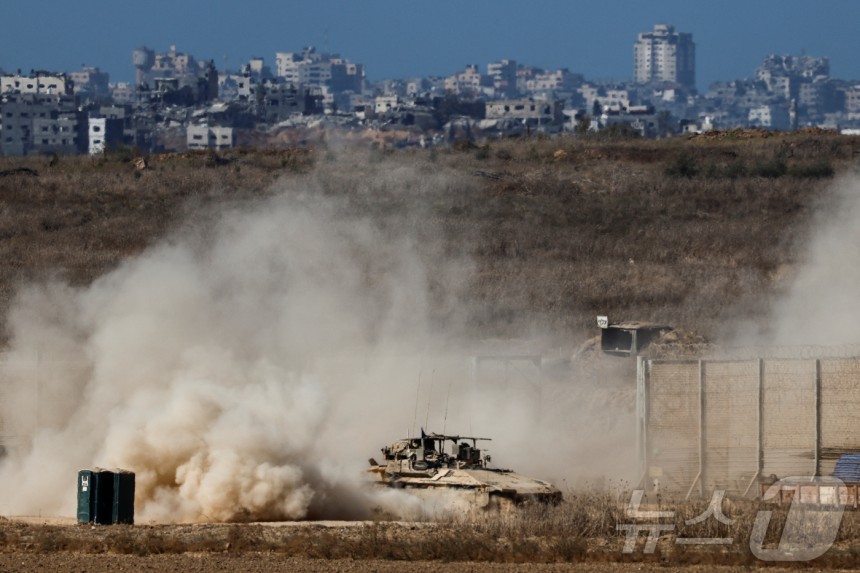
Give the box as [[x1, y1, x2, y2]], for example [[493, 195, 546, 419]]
[[639, 357, 860, 498]]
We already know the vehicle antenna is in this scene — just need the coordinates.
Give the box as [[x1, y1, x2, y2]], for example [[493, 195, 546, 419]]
[[442, 375, 453, 435], [411, 366, 423, 439], [424, 369, 436, 431]]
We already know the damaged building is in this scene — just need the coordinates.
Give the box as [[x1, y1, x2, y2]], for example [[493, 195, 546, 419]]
[[1, 93, 86, 156]]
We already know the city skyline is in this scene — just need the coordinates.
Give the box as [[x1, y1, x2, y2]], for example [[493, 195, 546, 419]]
[[2, 0, 860, 90]]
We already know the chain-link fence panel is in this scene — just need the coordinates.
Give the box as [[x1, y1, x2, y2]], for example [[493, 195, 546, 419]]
[[820, 358, 860, 476], [645, 360, 699, 495], [702, 360, 759, 495], [761, 359, 816, 479], [643, 356, 860, 499]]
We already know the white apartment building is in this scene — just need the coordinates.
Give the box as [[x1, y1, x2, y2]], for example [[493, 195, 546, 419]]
[[634, 24, 695, 90], [277, 48, 333, 87], [152, 45, 193, 76], [526, 69, 582, 93], [0, 72, 71, 95], [487, 59, 518, 97], [68, 66, 110, 98], [275, 48, 363, 94], [445, 65, 481, 95], [88, 117, 123, 155], [596, 89, 633, 113], [846, 85, 860, 120], [748, 105, 790, 130], [444, 65, 482, 96], [275, 51, 304, 83], [374, 95, 400, 115], [485, 97, 563, 124]]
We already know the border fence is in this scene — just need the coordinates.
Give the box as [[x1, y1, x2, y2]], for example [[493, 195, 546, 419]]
[[637, 355, 860, 498]]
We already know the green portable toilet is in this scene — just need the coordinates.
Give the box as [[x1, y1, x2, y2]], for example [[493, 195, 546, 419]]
[[92, 469, 115, 525], [112, 470, 135, 525], [76, 470, 96, 524], [77, 468, 135, 525]]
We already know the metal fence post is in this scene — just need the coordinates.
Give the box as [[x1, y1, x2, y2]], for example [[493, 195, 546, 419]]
[[757, 358, 764, 485], [635, 355, 642, 474], [685, 359, 706, 499], [636, 355, 648, 488], [698, 359, 705, 497], [742, 358, 765, 498], [815, 358, 821, 477]]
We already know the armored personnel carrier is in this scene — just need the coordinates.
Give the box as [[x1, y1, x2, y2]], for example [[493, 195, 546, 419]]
[[368, 431, 562, 509]]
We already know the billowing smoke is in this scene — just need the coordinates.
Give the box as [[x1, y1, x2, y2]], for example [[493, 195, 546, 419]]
[[0, 157, 636, 522]]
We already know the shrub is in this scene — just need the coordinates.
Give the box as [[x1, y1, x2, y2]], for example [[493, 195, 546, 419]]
[[703, 160, 748, 180], [789, 160, 834, 179], [665, 151, 698, 178], [495, 148, 513, 161], [598, 123, 642, 140], [104, 144, 136, 163], [750, 158, 787, 178], [724, 160, 747, 179]]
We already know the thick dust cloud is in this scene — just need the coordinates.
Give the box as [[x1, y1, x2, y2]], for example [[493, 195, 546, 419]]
[[0, 156, 635, 521], [727, 173, 860, 349], [767, 174, 860, 347]]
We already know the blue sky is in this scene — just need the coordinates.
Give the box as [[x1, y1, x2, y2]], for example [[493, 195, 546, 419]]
[[2, 1, 859, 90]]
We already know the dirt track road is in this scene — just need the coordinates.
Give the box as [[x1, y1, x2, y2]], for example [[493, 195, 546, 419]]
[[0, 556, 853, 573]]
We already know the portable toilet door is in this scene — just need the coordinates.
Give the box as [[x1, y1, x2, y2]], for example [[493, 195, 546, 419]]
[[93, 469, 115, 525], [112, 471, 135, 525], [76, 470, 96, 524]]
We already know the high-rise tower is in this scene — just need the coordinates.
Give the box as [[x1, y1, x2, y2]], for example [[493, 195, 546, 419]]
[[634, 24, 695, 90]]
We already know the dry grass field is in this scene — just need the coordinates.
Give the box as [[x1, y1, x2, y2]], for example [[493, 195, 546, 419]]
[[0, 131, 856, 344], [6, 493, 860, 569]]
